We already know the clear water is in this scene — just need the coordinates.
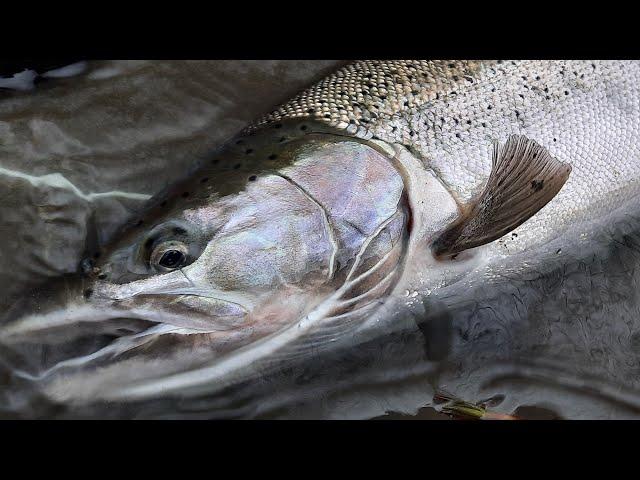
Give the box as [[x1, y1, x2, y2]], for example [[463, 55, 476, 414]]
[[2, 61, 640, 419]]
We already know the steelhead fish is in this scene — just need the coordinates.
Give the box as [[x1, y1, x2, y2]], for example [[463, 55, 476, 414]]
[[2, 60, 640, 418]]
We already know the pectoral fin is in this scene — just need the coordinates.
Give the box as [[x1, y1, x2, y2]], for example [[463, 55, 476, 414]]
[[432, 135, 571, 257]]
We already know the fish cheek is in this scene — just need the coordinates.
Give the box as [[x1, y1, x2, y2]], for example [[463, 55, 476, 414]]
[[179, 173, 344, 303], [194, 200, 335, 292]]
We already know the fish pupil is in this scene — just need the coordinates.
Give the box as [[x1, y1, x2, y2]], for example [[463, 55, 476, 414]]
[[159, 250, 185, 269]]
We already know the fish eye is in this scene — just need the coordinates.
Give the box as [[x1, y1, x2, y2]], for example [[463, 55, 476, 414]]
[[159, 250, 186, 268], [150, 241, 189, 271]]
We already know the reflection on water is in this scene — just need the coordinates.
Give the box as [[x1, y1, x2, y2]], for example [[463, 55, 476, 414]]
[[2, 61, 640, 419], [0, 60, 343, 313]]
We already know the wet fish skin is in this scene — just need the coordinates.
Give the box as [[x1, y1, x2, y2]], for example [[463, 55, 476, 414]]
[[0, 128, 415, 402], [255, 60, 640, 258], [3, 60, 640, 418]]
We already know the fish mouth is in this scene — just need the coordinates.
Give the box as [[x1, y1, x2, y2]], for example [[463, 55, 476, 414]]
[[0, 280, 258, 389], [0, 281, 254, 346], [0, 263, 332, 390]]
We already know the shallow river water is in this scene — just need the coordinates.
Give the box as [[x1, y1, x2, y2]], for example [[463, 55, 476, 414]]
[[2, 61, 640, 419]]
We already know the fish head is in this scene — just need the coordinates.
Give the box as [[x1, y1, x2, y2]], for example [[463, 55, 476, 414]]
[[83, 143, 347, 334], [2, 120, 564, 413], [3, 123, 443, 385]]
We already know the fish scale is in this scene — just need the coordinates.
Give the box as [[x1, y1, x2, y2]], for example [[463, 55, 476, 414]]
[[249, 60, 490, 137], [3, 60, 640, 418], [252, 60, 640, 256]]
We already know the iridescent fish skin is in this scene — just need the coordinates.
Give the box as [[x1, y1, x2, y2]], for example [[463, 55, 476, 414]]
[[87, 132, 411, 338], [3, 60, 640, 417], [254, 60, 640, 258]]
